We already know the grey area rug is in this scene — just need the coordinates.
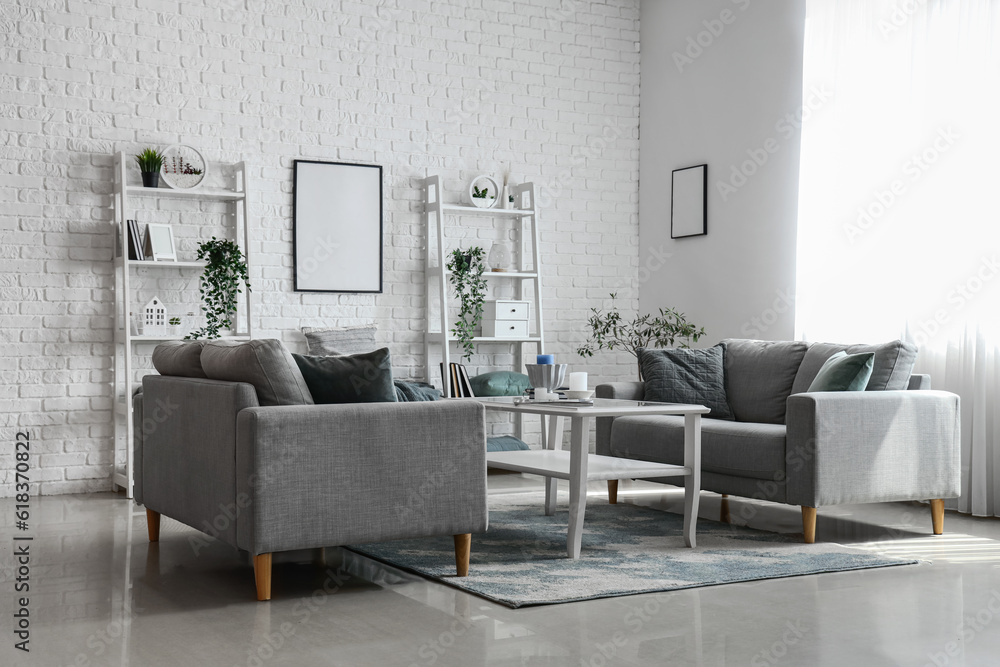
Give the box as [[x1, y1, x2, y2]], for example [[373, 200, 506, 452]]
[[349, 492, 918, 608]]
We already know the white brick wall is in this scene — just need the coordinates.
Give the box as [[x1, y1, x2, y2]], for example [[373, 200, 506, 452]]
[[0, 0, 641, 496]]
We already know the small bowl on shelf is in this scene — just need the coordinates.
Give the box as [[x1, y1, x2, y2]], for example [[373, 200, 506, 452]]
[[564, 390, 595, 400]]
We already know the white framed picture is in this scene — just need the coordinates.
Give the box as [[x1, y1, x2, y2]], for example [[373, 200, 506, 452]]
[[145, 223, 177, 261], [671, 164, 708, 239]]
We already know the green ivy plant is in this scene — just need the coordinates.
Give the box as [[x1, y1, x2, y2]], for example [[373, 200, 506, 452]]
[[133, 148, 163, 173], [446, 246, 488, 360], [186, 237, 251, 340], [577, 293, 706, 378]]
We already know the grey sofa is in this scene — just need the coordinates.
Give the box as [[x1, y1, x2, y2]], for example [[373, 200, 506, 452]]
[[597, 339, 961, 543], [134, 339, 488, 600]]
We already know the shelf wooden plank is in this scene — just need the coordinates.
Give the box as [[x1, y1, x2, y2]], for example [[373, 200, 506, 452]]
[[430, 204, 535, 217], [425, 332, 541, 343], [126, 185, 246, 201], [129, 334, 251, 342], [128, 260, 206, 269], [428, 267, 538, 279]]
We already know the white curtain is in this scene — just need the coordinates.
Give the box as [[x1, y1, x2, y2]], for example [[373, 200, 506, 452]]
[[796, 0, 1000, 515]]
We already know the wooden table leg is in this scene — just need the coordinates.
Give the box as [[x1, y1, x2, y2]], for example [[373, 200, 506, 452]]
[[566, 415, 590, 559], [544, 415, 563, 516], [682, 413, 702, 548]]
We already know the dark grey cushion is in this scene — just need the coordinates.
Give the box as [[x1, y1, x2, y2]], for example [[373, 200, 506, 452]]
[[610, 415, 787, 481], [292, 349, 397, 404], [151, 340, 207, 378], [791, 340, 919, 393], [201, 339, 314, 407], [721, 339, 808, 424], [638, 345, 733, 420], [302, 325, 378, 356]]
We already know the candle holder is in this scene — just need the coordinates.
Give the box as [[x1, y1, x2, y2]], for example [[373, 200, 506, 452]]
[[525, 363, 567, 392]]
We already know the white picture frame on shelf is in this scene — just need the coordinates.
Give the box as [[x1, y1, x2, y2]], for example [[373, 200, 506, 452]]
[[670, 164, 708, 239], [144, 223, 177, 261]]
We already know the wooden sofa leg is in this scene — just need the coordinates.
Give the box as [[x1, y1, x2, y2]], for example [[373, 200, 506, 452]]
[[608, 480, 619, 504], [146, 509, 160, 543], [720, 494, 731, 524], [453, 534, 471, 577], [931, 499, 945, 535], [253, 553, 272, 601], [802, 507, 817, 544]]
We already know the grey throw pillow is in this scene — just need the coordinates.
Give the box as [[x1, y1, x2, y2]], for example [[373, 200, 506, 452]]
[[201, 339, 315, 406], [638, 345, 734, 420], [152, 340, 207, 378], [302, 325, 378, 356], [791, 340, 918, 393]]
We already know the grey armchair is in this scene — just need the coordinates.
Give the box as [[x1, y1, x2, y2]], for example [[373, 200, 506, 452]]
[[134, 374, 488, 600]]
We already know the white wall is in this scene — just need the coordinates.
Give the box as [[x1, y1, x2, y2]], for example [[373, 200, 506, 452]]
[[638, 0, 806, 343], [0, 0, 641, 496]]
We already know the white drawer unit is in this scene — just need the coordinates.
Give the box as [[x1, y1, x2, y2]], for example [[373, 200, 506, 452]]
[[482, 319, 529, 338], [484, 300, 529, 321]]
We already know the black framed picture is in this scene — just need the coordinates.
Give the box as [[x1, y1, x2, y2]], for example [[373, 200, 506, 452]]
[[671, 164, 707, 239], [293, 160, 383, 293]]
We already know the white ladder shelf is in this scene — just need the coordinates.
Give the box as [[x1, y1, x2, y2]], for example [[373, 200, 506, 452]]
[[421, 175, 545, 399]]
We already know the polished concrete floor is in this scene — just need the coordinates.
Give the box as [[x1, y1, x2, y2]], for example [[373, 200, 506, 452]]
[[3, 475, 1000, 666]]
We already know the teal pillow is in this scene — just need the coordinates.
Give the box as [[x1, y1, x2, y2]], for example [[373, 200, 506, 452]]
[[807, 351, 875, 392], [470, 371, 532, 397], [292, 348, 397, 404]]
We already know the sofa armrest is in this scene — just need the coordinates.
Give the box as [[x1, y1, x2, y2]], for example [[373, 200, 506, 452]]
[[236, 400, 488, 554], [785, 390, 960, 507], [596, 382, 645, 456]]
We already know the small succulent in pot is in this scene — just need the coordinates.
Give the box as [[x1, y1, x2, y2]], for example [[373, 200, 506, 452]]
[[134, 148, 164, 188]]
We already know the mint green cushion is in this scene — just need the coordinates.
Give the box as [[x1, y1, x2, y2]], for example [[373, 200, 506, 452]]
[[470, 371, 532, 397], [807, 351, 875, 392]]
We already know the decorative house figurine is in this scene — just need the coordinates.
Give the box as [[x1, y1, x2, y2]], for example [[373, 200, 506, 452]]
[[143, 297, 167, 335]]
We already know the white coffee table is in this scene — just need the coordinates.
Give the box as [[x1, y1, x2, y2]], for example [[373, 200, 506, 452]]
[[475, 397, 709, 558]]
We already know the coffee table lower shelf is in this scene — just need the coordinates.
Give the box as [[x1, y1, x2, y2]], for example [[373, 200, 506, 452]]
[[486, 450, 688, 482]]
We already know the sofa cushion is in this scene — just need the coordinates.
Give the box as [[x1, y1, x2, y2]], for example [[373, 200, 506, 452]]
[[201, 339, 314, 407], [721, 339, 808, 424], [470, 371, 532, 397], [610, 415, 786, 481], [152, 340, 207, 378], [638, 345, 733, 420], [302, 325, 378, 356], [292, 348, 397, 404], [791, 340, 918, 393], [807, 351, 875, 392]]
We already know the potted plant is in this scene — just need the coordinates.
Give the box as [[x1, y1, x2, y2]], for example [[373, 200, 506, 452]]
[[168, 316, 181, 336], [577, 293, 706, 379], [186, 237, 251, 340], [134, 148, 164, 188], [446, 246, 488, 360]]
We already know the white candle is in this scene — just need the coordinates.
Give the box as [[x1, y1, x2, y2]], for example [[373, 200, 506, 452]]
[[569, 372, 588, 392], [534, 388, 549, 401]]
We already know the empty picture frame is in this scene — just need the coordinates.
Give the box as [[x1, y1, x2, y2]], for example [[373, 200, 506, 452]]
[[145, 223, 176, 261], [671, 164, 707, 239], [293, 160, 383, 293]]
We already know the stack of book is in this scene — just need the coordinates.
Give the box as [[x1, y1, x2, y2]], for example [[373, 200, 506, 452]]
[[126, 220, 145, 261], [440, 363, 475, 397]]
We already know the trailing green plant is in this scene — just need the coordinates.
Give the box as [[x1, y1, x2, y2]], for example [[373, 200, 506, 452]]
[[577, 293, 706, 378], [134, 147, 163, 173], [168, 317, 181, 326], [186, 237, 251, 340], [446, 246, 488, 360]]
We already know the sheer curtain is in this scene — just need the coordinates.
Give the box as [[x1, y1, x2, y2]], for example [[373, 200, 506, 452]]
[[796, 0, 1000, 515]]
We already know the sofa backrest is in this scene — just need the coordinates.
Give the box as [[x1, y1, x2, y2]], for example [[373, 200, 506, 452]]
[[721, 339, 808, 424], [790, 340, 918, 394], [152, 339, 315, 407]]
